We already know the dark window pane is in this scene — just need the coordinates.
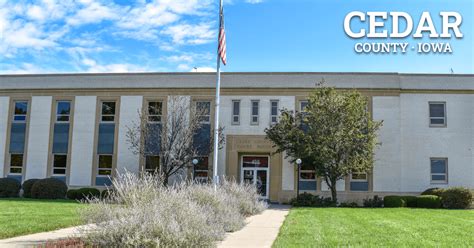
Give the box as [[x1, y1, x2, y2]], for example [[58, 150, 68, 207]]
[[14, 102, 28, 115], [271, 116, 277, 123], [11, 154, 23, 167], [194, 157, 209, 170], [196, 102, 210, 115], [271, 101, 278, 115], [53, 169, 66, 175], [300, 172, 316, 180], [352, 173, 367, 180], [145, 156, 160, 170], [252, 116, 258, 123], [300, 163, 313, 170], [98, 169, 111, 175], [101, 102, 116, 115], [429, 103, 445, 118], [233, 116, 239, 123], [233, 101, 240, 115], [252, 101, 259, 115], [300, 101, 308, 111], [148, 102, 162, 115], [194, 171, 208, 178], [56, 116, 70, 122], [430, 118, 445, 125], [57, 101, 71, 115], [98, 155, 113, 168], [431, 175, 446, 181], [148, 116, 161, 122], [431, 159, 446, 173], [10, 167, 22, 173], [54, 155, 67, 168], [101, 116, 115, 122]]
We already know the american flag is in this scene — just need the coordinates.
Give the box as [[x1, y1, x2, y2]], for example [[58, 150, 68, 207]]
[[218, 7, 227, 65]]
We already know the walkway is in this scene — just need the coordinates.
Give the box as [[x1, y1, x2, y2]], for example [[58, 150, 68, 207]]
[[217, 204, 290, 248], [0, 205, 290, 248]]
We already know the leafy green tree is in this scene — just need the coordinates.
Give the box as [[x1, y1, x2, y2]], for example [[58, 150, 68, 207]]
[[265, 86, 382, 202]]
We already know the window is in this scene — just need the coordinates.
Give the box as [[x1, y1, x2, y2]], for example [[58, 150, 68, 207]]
[[56, 101, 71, 122], [350, 171, 368, 182], [429, 102, 446, 127], [145, 155, 160, 174], [251, 100, 259, 125], [147, 101, 163, 123], [196, 101, 211, 123], [101, 102, 116, 122], [13, 101, 28, 122], [52, 154, 67, 175], [300, 100, 308, 113], [9, 154, 23, 174], [299, 163, 316, 181], [98, 155, 113, 176], [431, 158, 448, 183], [194, 157, 209, 183], [270, 100, 279, 124], [232, 100, 240, 125]]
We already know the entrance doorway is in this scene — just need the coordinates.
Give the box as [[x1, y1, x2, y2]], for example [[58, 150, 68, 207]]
[[241, 155, 270, 199]]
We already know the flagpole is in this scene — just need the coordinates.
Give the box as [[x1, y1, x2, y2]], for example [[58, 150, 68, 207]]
[[212, 0, 224, 190]]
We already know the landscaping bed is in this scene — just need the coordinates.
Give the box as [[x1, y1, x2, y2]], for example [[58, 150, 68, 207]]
[[273, 208, 474, 247]]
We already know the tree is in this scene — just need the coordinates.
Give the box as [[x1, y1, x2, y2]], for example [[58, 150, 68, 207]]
[[126, 96, 224, 186], [265, 85, 382, 202]]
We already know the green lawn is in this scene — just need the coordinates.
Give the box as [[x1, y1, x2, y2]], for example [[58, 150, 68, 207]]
[[0, 198, 85, 239], [273, 208, 474, 248]]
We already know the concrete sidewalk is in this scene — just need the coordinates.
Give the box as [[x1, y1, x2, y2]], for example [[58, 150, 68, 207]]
[[218, 204, 290, 248], [0, 225, 93, 248]]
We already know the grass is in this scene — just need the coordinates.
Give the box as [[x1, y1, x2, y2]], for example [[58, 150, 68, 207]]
[[0, 198, 85, 239], [273, 207, 474, 248]]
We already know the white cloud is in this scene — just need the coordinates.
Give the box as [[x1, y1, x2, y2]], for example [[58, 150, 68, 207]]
[[81, 58, 147, 73], [67, 1, 121, 26], [161, 23, 216, 45], [177, 64, 191, 71], [245, 0, 264, 4]]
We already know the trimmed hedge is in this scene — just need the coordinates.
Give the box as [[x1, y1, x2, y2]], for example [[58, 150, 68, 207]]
[[416, 195, 441, 208], [67, 188, 100, 200], [383, 196, 406, 207], [401, 196, 418, 208], [441, 187, 473, 209], [31, 178, 68, 199], [290, 192, 336, 207], [22, 179, 40, 198], [0, 178, 21, 197], [421, 188, 445, 197], [363, 195, 383, 208]]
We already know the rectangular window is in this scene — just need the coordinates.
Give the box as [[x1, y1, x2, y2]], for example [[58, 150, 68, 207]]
[[9, 154, 23, 174], [196, 101, 211, 123], [251, 100, 259, 125], [300, 100, 308, 113], [56, 101, 71, 123], [232, 100, 240, 125], [13, 101, 28, 122], [431, 158, 448, 183], [270, 100, 279, 124], [145, 155, 160, 174], [147, 101, 163, 123], [350, 171, 368, 182], [429, 102, 446, 127], [194, 157, 209, 183], [52, 154, 67, 175], [98, 155, 113, 176], [299, 163, 316, 181], [101, 101, 116, 122]]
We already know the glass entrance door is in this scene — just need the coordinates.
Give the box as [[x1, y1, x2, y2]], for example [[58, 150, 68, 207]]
[[241, 156, 270, 199]]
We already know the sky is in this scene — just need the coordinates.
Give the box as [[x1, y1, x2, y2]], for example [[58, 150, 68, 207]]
[[0, 0, 472, 74]]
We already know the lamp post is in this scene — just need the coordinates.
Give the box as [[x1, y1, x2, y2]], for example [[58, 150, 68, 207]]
[[296, 158, 302, 198], [192, 159, 199, 180]]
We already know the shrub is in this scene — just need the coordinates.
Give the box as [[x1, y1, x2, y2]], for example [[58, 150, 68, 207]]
[[68, 188, 100, 201], [31, 178, 68, 199], [416, 195, 442, 208], [100, 188, 115, 200], [0, 178, 21, 198], [441, 187, 473, 209], [339, 202, 358, 208], [22, 179, 40, 198], [421, 188, 445, 197], [290, 193, 336, 207], [384, 196, 406, 208], [401, 196, 418, 208], [79, 172, 267, 247], [363, 195, 383, 208]]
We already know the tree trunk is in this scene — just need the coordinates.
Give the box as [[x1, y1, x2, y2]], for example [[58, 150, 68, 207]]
[[329, 178, 338, 203]]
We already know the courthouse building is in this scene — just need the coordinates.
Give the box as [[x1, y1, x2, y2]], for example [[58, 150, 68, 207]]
[[0, 72, 473, 203]]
